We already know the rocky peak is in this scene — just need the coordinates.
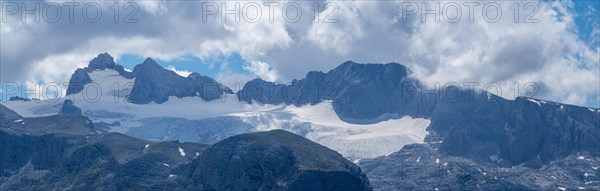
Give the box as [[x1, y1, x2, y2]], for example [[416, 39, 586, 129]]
[[86, 53, 116, 71], [128, 58, 233, 104], [65, 68, 93, 95], [82, 53, 133, 78], [131, 58, 170, 78]]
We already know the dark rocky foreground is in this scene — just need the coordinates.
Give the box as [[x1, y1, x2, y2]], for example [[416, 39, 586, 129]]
[[360, 143, 599, 191], [0, 105, 371, 190], [173, 129, 372, 191]]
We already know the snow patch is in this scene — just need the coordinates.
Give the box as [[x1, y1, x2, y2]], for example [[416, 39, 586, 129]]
[[527, 98, 541, 106], [162, 163, 170, 167], [416, 156, 421, 163], [178, 147, 186, 157], [145, 144, 149, 149], [13, 119, 23, 123], [435, 159, 440, 165], [558, 187, 565, 191], [584, 172, 595, 177], [578, 156, 586, 160]]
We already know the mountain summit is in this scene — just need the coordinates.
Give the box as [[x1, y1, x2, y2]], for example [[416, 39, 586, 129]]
[[127, 58, 232, 104], [86, 52, 116, 71]]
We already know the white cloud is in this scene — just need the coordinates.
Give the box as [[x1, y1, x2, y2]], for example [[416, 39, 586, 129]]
[[166, 65, 192, 77], [0, 0, 598, 106], [307, 1, 365, 54], [138, 0, 168, 15], [400, 1, 599, 105], [243, 61, 279, 82]]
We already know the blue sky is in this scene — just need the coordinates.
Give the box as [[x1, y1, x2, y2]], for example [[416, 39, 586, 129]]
[[117, 53, 252, 79]]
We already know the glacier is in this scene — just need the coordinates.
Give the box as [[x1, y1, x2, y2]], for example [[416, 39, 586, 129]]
[[3, 68, 431, 161]]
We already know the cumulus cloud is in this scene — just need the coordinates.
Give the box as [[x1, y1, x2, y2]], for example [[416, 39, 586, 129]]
[[401, 1, 599, 105], [242, 60, 279, 82], [0, 0, 598, 106]]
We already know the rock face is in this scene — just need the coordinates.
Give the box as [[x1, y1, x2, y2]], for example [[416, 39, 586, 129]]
[[83, 52, 134, 79], [188, 72, 234, 100], [65, 68, 92, 95], [178, 129, 372, 191], [432, 96, 600, 167], [86, 52, 116, 71], [0, 104, 21, 127], [0, 107, 210, 190], [127, 58, 232, 104], [0, 129, 208, 190], [58, 100, 82, 115], [237, 61, 418, 120]]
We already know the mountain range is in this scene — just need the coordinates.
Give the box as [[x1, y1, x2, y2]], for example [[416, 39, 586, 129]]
[[1, 53, 598, 190]]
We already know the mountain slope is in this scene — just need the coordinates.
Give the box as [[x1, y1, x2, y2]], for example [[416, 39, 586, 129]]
[[360, 143, 600, 190], [0, 104, 21, 127], [176, 129, 372, 191], [237, 61, 600, 166], [0, 106, 372, 190]]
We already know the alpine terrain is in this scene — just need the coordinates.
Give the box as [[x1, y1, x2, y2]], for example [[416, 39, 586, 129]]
[[1, 53, 598, 190]]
